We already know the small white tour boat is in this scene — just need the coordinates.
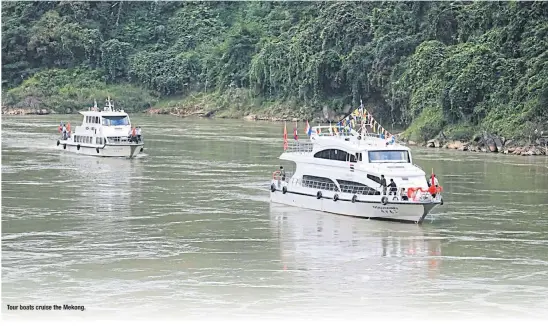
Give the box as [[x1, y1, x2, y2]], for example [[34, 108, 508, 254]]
[[270, 111, 444, 224], [56, 98, 144, 158]]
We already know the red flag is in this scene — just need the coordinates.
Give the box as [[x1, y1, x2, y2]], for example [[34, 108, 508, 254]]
[[283, 122, 288, 150], [294, 121, 298, 140]]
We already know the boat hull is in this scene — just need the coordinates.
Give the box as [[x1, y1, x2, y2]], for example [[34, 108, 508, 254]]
[[269, 181, 439, 224], [57, 141, 144, 158]]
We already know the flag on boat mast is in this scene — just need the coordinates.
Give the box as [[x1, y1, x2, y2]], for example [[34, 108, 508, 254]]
[[283, 122, 288, 150]]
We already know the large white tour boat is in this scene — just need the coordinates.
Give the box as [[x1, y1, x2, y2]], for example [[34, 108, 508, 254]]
[[270, 115, 444, 224], [56, 98, 144, 158]]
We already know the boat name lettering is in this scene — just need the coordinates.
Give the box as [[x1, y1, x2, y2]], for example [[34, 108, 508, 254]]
[[372, 205, 398, 214]]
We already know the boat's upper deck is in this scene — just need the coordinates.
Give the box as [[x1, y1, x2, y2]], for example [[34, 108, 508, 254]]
[[286, 125, 409, 154]]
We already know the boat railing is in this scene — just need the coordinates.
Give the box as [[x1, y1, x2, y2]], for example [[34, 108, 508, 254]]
[[290, 178, 339, 192], [284, 177, 440, 202], [284, 141, 314, 153]]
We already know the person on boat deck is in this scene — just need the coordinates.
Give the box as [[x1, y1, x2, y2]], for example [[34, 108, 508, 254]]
[[388, 179, 398, 195], [67, 122, 71, 138], [280, 166, 286, 181], [62, 124, 67, 140], [136, 126, 142, 142], [128, 126, 137, 142], [380, 175, 387, 195], [427, 174, 440, 187], [400, 188, 409, 201]]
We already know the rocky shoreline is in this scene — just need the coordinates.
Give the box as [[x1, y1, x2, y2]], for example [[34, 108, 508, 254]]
[[401, 132, 548, 157], [2, 107, 55, 115]]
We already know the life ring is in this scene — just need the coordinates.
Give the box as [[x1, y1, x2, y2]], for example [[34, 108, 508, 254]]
[[96, 148, 100, 154], [77, 144, 80, 151], [352, 195, 357, 203], [270, 184, 276, 192], [333, 194, 339, 202], [317, 191, 322, 199], [392, 196, 398, 201], [272, 171, 281, 180], [381, 196, 388, 205], [63, 144, 66, 150], [56, 140, 60, 146], [282, 186, 287, 194]]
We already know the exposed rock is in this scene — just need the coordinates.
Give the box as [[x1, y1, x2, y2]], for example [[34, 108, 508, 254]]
[[1, 107, 54, 115], [408, 140, 417, 146], [243, 115, 257, 121], [427, 138, 441, 148], [494, 136, 503, 152], [446, 140, 464, 149], [459, 144, 469, 151]]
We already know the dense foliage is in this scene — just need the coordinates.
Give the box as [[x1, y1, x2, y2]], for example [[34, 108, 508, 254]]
[[2, 1, 547, 140]]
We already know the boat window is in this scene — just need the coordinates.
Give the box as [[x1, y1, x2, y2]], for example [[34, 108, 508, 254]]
[[102, 116, 129, 126], [337, 179, 380, 195], [356, 153, 362, 161], [368, 150, 410, 163], [314, 149, 354, 162], [302, 175, 339, 192], [367, 174, 381, 184]]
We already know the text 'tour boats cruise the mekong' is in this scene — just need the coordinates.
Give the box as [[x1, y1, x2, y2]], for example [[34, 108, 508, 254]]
[[270, 106, 444, 224], [56, 98, 144, 158]]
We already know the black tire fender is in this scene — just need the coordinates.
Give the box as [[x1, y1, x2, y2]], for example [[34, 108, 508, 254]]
[[96, 148, 100, 154], [270, 184, 276, 192], [317, 191, 322, 199], [352, 195, 357, 203], [56, 140, 60, 146], [282, 186, 287, 194], [63, 144, 66, 150], [381, 196, 388, 205], [333, 194, 339, 202], [77, 144, 80, 151]]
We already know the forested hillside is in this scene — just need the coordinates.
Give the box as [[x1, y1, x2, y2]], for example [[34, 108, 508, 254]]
[[2, 1, 547, 141]]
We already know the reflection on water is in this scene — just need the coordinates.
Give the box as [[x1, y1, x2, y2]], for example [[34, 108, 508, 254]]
[[57, 154, 144, 219]]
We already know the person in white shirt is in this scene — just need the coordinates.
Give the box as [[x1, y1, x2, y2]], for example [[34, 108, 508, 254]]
[[136, 126, 142, 142]]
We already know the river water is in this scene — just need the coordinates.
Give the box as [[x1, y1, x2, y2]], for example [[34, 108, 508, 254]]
[[2, 114, 548, 320]]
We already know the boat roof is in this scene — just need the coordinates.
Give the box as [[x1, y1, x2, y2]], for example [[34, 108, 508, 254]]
[[308, 125, 409, 152], [78, 98, 128, 116], [79, 110, 128, 117]]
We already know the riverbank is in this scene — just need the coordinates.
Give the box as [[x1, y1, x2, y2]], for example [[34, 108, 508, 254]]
[[1, 107, 56, 115], [3, 102, 546, 157], [399, 134, 548, 157]]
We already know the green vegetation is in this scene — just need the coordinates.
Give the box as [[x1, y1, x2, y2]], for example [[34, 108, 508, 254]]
[[2, 1, 547, 141]]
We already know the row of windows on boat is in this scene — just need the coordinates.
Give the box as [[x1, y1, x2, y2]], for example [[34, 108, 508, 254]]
[[73, 136, 126, 144], [313, 149, 410, 163], [84, 116, 130, 126], [300, 175, 382, 195]]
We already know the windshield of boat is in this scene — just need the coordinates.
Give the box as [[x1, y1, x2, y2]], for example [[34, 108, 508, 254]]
[[368, 150, 410, 163], [102, 116, 129, 126]]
